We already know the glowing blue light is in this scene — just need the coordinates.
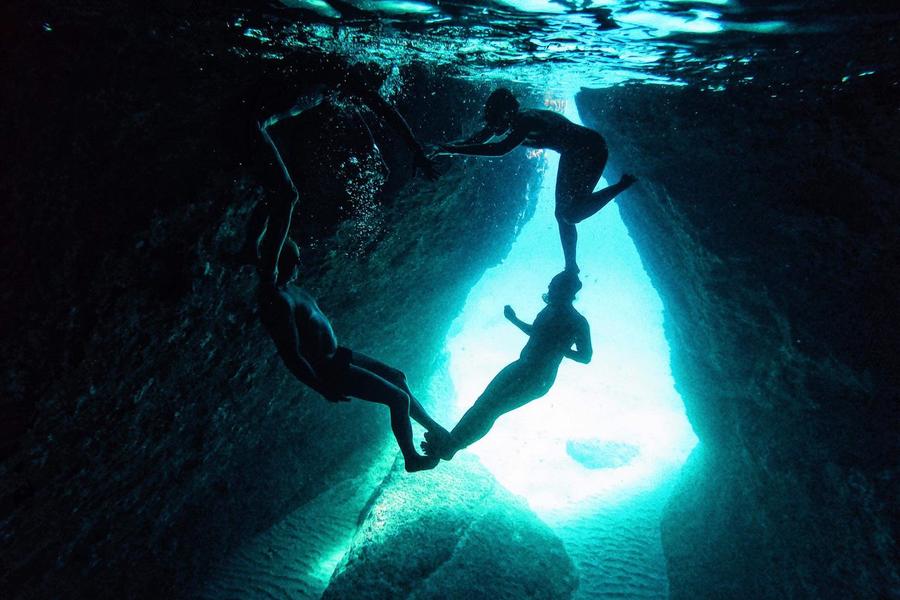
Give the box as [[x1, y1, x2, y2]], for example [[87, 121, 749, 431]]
[[495, 0, 567, 14], [443, 98, 696, 515], [616, 9, 724, 35]]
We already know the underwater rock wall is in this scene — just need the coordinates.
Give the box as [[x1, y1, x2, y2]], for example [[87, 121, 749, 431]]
[[323, 454, 578, 600], [577, 80, 899, 598], [1, 8, 539, 598]]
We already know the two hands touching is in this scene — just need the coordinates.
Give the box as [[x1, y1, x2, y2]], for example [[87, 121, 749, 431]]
[[414, 142, 460, 181]]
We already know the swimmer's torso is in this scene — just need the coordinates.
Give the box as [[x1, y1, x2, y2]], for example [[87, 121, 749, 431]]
[[516, 109, 605, 153], [519, 304, 581, 365], [261, 284, 338, 365]]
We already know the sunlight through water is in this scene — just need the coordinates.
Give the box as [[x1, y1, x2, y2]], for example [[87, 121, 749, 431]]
[[443, 96, 697, 516]]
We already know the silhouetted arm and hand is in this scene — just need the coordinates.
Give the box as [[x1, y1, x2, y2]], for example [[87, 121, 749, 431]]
[[504, 305, 534, 336], [457, 127, 495, 145], [359, 89, 439, 180], [440, 125, 528, 157], [261, 288, 349, 402], [563, 314, 593, 364]]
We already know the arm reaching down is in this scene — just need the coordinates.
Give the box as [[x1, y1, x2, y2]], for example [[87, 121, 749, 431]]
[[563, 315, 592, 364]]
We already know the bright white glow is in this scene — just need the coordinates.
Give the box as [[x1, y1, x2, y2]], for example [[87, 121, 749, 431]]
[[443, 98, 696, 515], [370, 0, 439, 14], [281, 0, 342, 18], [495, 0, 568, 14], [616, 9, 724, 35]]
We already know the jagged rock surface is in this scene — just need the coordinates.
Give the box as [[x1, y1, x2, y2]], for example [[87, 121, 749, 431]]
[[1, 8, 540, 597], [577, 78, 899, 599], [323, 454, 579, 600]]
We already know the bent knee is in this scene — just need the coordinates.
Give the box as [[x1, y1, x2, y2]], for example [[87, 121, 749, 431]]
[[555, 208, 576, 225], [392, 389, 411, 409], [387, 367, 407, 383]]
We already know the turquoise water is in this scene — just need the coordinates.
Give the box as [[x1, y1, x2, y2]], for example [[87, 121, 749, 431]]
[[441, 96, 696, 597], [241, 1, 890, 90], [205, 3, 893, 597]]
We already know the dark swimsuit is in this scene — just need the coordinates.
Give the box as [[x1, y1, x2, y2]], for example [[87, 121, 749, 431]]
[[316, 346, 354, 390]]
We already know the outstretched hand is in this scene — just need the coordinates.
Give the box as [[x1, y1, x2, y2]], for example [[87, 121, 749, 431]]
[[503, 305, 516, 321]]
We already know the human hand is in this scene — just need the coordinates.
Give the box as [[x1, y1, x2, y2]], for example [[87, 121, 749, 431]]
[[503, 305, 516, 320]]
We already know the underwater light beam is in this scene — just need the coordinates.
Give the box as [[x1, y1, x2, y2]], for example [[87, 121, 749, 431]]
[[442, 92, 696, 515]]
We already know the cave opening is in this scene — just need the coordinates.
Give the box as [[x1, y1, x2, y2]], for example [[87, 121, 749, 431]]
[[436, 93, 697, 597]]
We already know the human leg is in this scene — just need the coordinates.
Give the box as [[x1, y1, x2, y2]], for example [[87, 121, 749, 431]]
[[568, 175, 637, 223], [554, 153, 593, 272], [427, 361, 536, 460], [342, 364, 438, 472], [350, 352, 445, 433], [557, 218, 579, 273], [559, 145, 636, 224]]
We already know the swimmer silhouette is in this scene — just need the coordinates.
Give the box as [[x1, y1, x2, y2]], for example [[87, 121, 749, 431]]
[[422, 271, 592, 461], [237, 60, 438, 282], [436, 88, 636, 273], [258, 238, 447, 472]]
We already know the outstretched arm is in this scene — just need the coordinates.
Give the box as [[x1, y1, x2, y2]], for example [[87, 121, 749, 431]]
[[359, 90, 436, 178], [441, 125, 527, 157], [564, 315, 593, 364], [503, 305, 534, 336], [451, 127, 495, 145]]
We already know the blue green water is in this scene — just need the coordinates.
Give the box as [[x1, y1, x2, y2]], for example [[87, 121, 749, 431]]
[[441, 97, 695, 598], [241, 0, 890, 90], [203, 3, 895, 597]]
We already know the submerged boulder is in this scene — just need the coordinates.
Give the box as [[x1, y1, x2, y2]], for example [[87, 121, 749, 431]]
[[323, 454, 579, 600]]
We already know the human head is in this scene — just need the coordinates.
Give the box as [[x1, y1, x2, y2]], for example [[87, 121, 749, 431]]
[[484, 87, 519, 131], [276, 239, 300, 286], [543, 270, 582, 304]]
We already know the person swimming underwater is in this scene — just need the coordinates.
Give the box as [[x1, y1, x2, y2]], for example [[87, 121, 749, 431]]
[[257, 238, 447, 472], [436, 88, 636, 273], [236, 58, 438, 282], [422, 271, 592, 461]]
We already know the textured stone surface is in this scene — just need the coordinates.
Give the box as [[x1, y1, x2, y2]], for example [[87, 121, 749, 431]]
[[577, 78, 899, 599], [1, 7, 539, 598], [323, 454, 578, 600]]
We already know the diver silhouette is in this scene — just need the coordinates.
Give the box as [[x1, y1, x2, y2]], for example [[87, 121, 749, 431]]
[[422, 271, 592, 461], [258, 238, 447, 472], [237, 60, 438, 283], [436, 88, 636, 273]]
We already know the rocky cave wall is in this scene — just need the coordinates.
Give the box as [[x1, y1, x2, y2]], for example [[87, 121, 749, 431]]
[[577, 75, 899, 598], [1, 6, 541, 598]]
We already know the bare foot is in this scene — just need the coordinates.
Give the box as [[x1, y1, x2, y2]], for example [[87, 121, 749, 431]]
[[405, 453, 440, 473], [619, 173, 638, 189], [424, 430, 458, 461]]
